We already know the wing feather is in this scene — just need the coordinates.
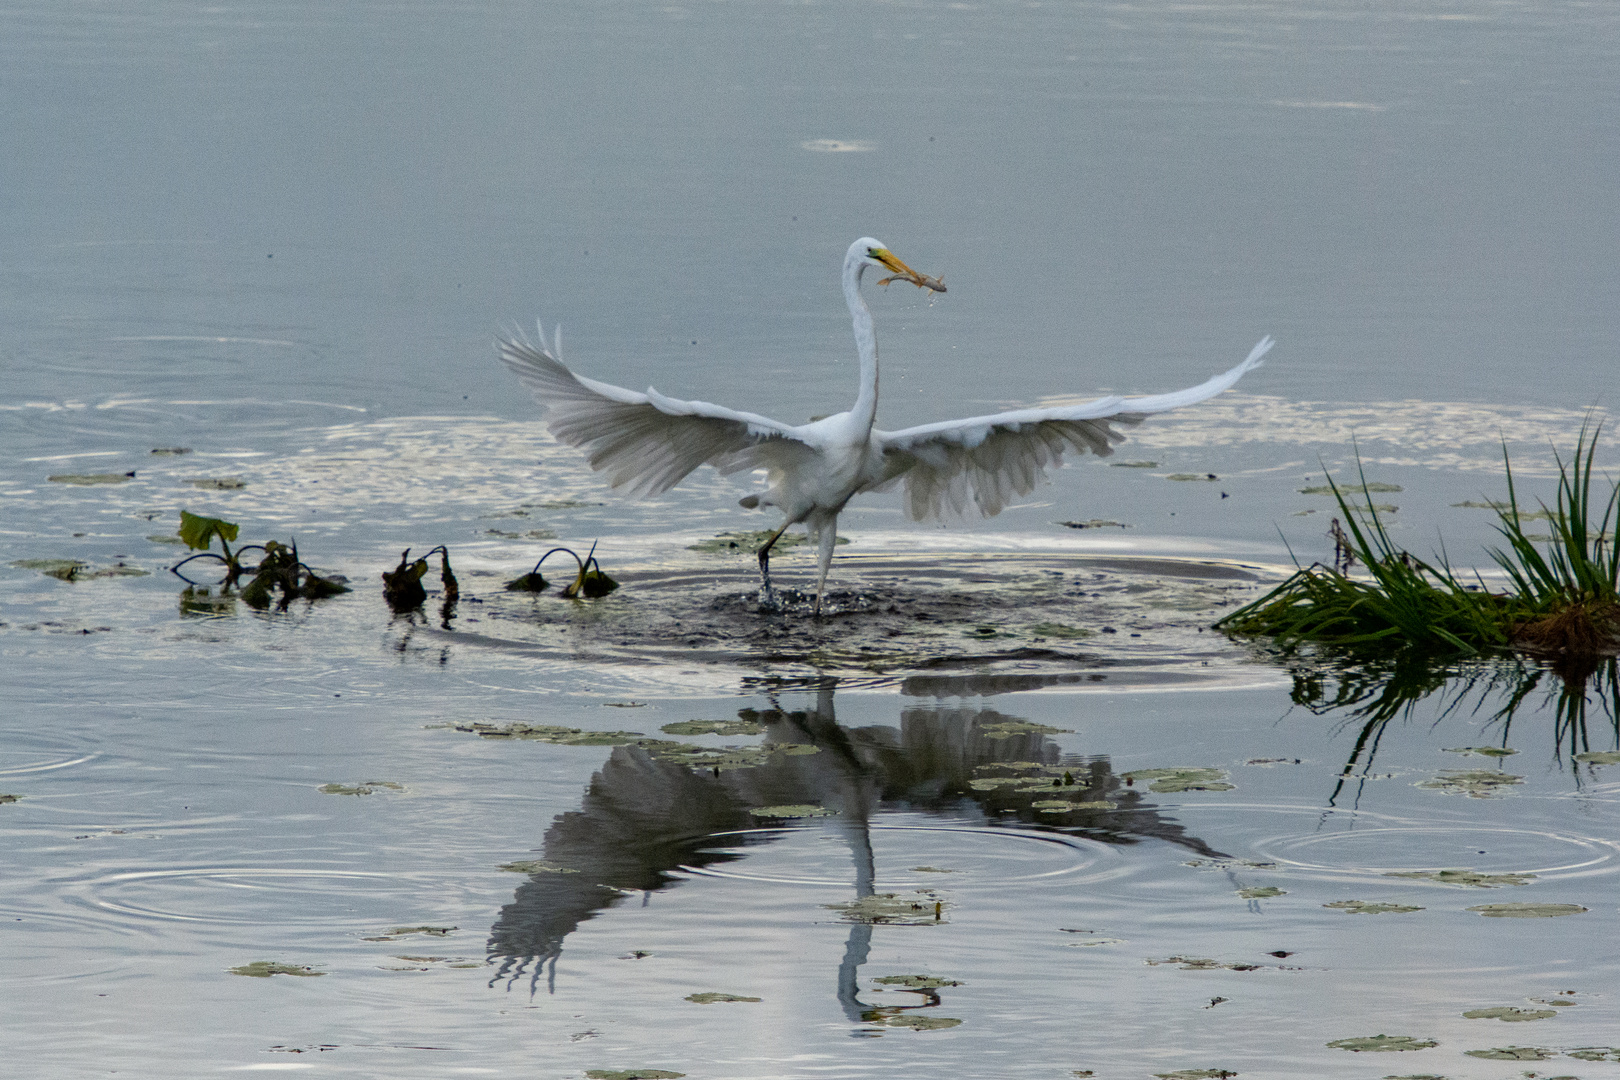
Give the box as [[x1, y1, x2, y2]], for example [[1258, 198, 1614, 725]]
[[874, 337, 1272, 520], [497, 327, 809, 497]]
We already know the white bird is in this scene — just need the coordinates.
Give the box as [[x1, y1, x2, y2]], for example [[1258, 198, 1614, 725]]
[[499, 237, 1272, 615]]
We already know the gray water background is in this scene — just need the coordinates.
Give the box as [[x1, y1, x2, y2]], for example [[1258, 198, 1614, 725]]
[[4, 1, 1620, 1077]]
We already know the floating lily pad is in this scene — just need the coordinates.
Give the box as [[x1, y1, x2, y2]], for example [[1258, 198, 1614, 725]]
[[48, 472, 134, 485], [1056, 520, 1128, 530], [825, 891, 945, 925], [1326, 1035, 1437, 1052], [1324, 900, 1424, 914], [429, 721, 644, 745], [1185, 858, 1277, 871], [1124, 767, 1234, 793], [1063, 937, 1125, 948], [977, 720, 1073, 738], [0, 794, 20, 805], [1111, 460, 1158, 468], [1566, 1047, 1620, 1061], [1381, 1075, 1446, 1079], [319, 781, 403, 795], [1442, 746, 1518, 758], [150, 447, 191, 455], [1467, 903, 1586, 918], [1167, 473, 1219, 482], [749, 805, 836, 819], [497, 860, 577, 874], [1416, 770, 1523, 797], [1027, 621, 1095, 638], [585, 1071, 686, 1079], [1302, 482, 1402, 494], [230, 961, 325, 978], [909, 866, 955, 873], [1462, 1046, 1555, 1060], [1462, 1007, 1557, 1022], [1154, 1071, 1238, 1079], [862, 1011, 962, 1031], [1146, 956, 1262, 972], [184, 477, 246, 489], [684, 992, 760, 1004], [362, 926, 457, 941], [660, 719, 763, 736], [873, 975, 963, 988], [1238, 886, 1287, 899], [1573, 750, 1620, 765], [1384, 869, 1535, 888], [1033, 799, 1116, 812]]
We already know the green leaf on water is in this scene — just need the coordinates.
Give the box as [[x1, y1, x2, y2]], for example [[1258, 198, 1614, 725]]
[[1415, 770, 1523, 797], [319, 781, 403, 796], [1383, 869, 1535, 888], [1573, 750, 1620, 764], [584, 1071, 685, 1079], [1566, 1047, 1620, 1061], [1324, 900, 1425, 914], [48, 472, 134, 485], [873, 975, 963, 988], [184, 477, 245, 489], [178, 510, 239, 552], [1467, 903, 1586, 918], [229, 961, 324, 978], [1462, 1006, 1557, 1021], [1238, 886, 1287, 899], [1153, 1071, 1238, 1079], [497, 860, 577, 874], [684, 992, 761, 1004], [1442, 746, 1518, 757], [1326, 1035, 1437, 1052], [1124, 767, 1234, 793], [1462, 1045, 1555, 1060], [748, 805, 836, 819], [862, 1011, 962, 1031], [660, 719, 763, 736]]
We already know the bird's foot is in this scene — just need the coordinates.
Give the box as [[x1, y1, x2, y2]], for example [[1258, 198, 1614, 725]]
[[756, 583, 783, 613]]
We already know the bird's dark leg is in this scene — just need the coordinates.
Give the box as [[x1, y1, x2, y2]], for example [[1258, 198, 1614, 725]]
[[756, 521, 792, 612]]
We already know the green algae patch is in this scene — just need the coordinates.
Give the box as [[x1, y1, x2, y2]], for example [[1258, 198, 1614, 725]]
[[1467, 902, 1586, 918], [1384, 869, 1535, 888], [1326, 1036, 1437, 1052], [1416, 770, 1523, 797], [1462, 1007, 1556, 1022], [1153, 1071, 1238, 1079], [825, 891, 945, 925], [363, 926, 456, 941], [684, 992, 761, 1004], [48, 472, 134, 485], [429, 721, 644, 745], [585, 1071, 686, 1079], [1442, 746, 1518, 758], [230, 961, 325, 978], [1574, 750, 1620, 764], [1027, 621, 1095, 638], [1146, 957, 1262, 972], [319, 781, 402, 795], [1124, 767, 1234, 793], [748, 804, 836, 819], [977, 719, 1073, 738], [1567, 1047, 1620, 1061], [497, 860, 577, 874], [659, 719, 763, 736], [1463, 1046, 1555, 1060], [862, 1011, 962, 1031], [1238, 886, 1287, 899], [874, 975, 963, 989], [1324, 900, 1424, 914]]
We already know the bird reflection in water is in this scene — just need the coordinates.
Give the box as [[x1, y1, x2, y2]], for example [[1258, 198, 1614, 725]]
[[486, 678, 1222, 1004]]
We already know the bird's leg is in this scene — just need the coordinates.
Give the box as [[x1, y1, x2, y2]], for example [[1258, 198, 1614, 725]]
[[756, 521, 792, 611], [812, 517, 838, 617]]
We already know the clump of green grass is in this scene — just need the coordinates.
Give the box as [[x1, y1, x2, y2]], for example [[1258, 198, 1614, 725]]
[[1218, 425, 1618, 661]]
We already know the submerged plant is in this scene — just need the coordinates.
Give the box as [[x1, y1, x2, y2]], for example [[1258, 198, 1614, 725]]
[[171, 512, 348, 609], [503, 542, 619, 598]]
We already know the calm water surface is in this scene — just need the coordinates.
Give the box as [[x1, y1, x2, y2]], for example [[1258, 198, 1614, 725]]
[[4, 1, 1619, 1077]]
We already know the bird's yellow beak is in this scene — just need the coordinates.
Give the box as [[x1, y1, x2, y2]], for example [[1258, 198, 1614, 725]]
[[870, 247, 916, 278]]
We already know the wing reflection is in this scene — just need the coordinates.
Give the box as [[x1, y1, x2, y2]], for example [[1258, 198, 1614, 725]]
[[488, 682, 1222, 997]]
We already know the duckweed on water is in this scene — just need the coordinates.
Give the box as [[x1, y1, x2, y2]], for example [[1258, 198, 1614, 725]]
[[659, 719, 763, 736], [1123, 767, 1234, 793], [1326, 1036, 1438, 1052], [1416, 770, 1524, 796], [1237, 886, 1287, 898], [748, 805, 836, 819], [684, 992, 761, 1004], [825, 891, 945, 925], [229, 961, 325, 978], [1384, 869, 1535, 888], [1467, 903, 1586, 918], [1462, 1007, 1557, 1021], [873, 975, 963, 988], [1463, 1046, 1555, 1060], [319, 781, 403, 795], [1324, 900, 1425, 914]]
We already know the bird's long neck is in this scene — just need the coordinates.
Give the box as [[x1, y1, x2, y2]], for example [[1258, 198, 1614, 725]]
[[843, 256, 879, 434]]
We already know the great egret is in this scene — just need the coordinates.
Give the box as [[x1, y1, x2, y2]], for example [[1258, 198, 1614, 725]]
[[499, 237, 1272, 614]]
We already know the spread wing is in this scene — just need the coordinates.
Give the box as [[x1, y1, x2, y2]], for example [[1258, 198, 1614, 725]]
[[873, 336, 1273, 520], [498, 326, 815, 497]]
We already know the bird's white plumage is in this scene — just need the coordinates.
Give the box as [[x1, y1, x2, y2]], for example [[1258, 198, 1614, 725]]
[[497, 237, 1271, 610]]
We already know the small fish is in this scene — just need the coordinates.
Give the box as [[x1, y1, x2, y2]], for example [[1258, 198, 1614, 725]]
[[879, 269, 947, 293]]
